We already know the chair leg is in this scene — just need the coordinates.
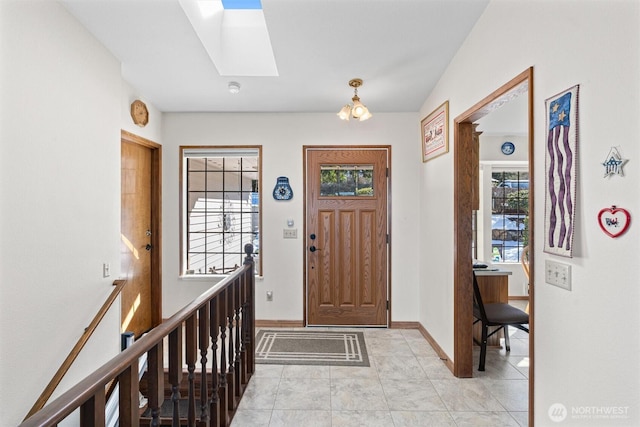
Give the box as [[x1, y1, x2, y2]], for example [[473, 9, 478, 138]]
[[503, 325, 511, 352], [479, 325, 488, 371]]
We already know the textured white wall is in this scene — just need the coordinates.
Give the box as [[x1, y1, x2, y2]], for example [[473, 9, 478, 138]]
[[161, 113, 421, 323], [121, 80, 163, 143], [419, 0, 640, 425], [0, 2, 125, 425]]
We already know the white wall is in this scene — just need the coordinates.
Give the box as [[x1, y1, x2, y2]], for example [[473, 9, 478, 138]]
[[419, 0, 639, 425], [0, 3, 162, 425], [121, 80, 163, 143], [161, 113, 421, 323]]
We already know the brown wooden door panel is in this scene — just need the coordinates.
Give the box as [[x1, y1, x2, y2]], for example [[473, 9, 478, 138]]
[[121, 139, 155, 337], [306, 147, 389, 326]]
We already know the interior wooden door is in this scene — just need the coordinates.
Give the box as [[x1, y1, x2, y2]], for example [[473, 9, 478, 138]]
[[305, 147, 389, 326], [121, 135, 158, 337]]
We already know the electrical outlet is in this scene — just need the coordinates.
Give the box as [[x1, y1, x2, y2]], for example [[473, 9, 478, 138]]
[[545, 260, 571, 290], [266, 290, 273, 301], [283, 229, 297, 239]]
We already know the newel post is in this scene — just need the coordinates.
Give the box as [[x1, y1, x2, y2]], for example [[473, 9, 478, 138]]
[[243, 244, 255, 378], [243, 243, 254, 272]]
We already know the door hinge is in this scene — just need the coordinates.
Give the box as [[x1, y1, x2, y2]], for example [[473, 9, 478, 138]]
[[386, 167, 389, 177], [386, 234, 389, 244], [386, 300, 390, 310]]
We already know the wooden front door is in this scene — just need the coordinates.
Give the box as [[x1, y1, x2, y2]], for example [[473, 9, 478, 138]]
[[305, 147, 389, 326], [120, 131, 162, 337]]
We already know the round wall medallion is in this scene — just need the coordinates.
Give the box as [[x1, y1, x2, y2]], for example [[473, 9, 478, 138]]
[[130, 100, 149, 127], [501, 141, 515, 155]]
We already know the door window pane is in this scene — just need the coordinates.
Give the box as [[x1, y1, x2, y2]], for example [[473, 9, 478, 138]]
[[319, 165, 374, 196]]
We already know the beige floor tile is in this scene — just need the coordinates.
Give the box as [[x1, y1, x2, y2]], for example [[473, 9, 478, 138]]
[[331, 410, 394, 426], [417, 356, 455, 379], [510, 410, 529, 426], [240, 326, 529, 424], [451, 410, 521, 426], [330, 378, 388, 411], [390, 410, 457, 426], [236, 377, 280, 410], [365, 337, 414, 356], [381, 378, 447, 411], [281, 364, 330, 379], [230, 409, 272, 426], [483, 379, 529, 412], [269, 409, 332, 427], [273, 378, 331, 410], [373, 355, 428, 380], [431, 379, 506, 412]]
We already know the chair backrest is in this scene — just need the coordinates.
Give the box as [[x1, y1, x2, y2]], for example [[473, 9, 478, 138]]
[[472, 272, 488, 322], [521, 245, 530, 279]]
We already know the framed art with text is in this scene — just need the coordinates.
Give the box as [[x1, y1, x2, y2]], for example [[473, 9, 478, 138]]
[[421, 101, 449, 162]]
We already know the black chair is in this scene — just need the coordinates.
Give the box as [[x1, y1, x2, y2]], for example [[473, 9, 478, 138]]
[[473, 272, 529, 371]]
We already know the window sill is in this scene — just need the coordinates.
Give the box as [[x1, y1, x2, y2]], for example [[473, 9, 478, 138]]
[[179, 274, 264, 281]]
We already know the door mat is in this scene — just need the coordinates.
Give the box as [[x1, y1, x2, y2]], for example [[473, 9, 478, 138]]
[[255, 330, 369, 367]]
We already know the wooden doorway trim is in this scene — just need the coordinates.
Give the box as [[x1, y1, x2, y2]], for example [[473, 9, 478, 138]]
[[452, 67, 534, 421], [121, 130, 163, 328]]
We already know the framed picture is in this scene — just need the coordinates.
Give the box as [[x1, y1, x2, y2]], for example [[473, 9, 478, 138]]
[[421, 101, 449, 162]]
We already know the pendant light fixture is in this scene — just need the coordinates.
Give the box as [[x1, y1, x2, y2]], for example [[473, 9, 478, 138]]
[[337, 78, 372, 121]]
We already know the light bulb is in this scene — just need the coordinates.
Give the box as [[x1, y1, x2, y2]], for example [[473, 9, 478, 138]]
[[358, 108, 372, 121], [337, 105, 351, 120]]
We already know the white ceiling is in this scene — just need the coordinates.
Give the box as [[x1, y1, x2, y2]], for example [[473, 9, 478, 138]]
[[476, 93, 529, 136], [62, 0, 490, 113]]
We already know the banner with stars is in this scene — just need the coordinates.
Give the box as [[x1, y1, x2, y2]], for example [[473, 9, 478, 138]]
[[544, 85, 579, 258]]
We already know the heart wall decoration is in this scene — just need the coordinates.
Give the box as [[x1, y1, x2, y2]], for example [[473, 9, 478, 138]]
[[598, 206, 631, 238]]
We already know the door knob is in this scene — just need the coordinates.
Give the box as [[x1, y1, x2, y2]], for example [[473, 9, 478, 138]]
[[145, 244, 152, 251], [309, 245, 317, 252]]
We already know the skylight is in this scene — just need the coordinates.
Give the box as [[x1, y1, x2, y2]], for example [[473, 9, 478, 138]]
[[221, 0, 262, 9], [179, 0, 278, 76]]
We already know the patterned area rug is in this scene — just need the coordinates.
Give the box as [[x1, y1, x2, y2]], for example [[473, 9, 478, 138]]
[[255, 330, 369, 367]]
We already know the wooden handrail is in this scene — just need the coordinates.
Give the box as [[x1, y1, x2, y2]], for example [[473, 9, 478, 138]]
[[20, 245, 255, 427], [24, 279, 127, 420]]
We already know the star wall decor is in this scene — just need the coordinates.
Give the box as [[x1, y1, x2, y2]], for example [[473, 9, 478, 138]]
[[602, 146, 627, 178]]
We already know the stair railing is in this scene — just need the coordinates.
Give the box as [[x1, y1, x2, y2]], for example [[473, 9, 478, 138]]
[[20, 244, 255, 427], [24, 279, 128, 420]]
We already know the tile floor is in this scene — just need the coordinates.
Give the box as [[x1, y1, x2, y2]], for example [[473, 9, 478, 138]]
[[231, 315, 529, 427]]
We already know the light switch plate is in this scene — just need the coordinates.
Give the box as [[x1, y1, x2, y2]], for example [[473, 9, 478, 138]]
[[283, 229, 297, 239], [545, 260, 571, 290]]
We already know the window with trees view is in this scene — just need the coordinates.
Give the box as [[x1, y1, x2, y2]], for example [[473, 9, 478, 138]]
[[181, 147, 261, 276], [491, 170, 529, 263], [319, 165, 374, 196]]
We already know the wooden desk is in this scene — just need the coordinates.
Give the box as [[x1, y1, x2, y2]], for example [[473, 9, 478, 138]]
[[473, 269, 511, 347]]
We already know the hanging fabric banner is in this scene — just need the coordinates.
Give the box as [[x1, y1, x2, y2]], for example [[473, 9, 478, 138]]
[[544, 84, 579, 257]]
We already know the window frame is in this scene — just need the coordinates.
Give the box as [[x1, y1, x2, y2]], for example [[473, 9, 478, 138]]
[[179, 145, 262, 277], [488, 165, 529, 263]]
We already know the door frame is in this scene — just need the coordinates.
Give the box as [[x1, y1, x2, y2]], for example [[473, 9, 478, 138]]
[[302, 145, 392, 327], [452, 67, 534, 422], [121, 130, 163, 328]]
